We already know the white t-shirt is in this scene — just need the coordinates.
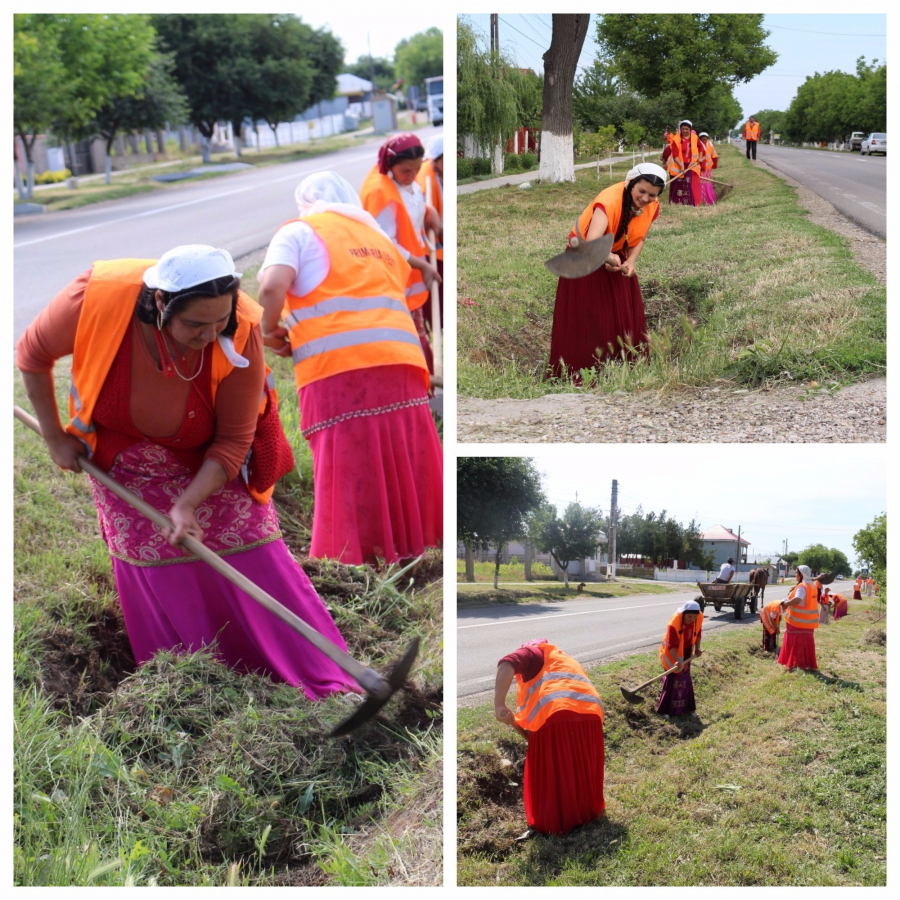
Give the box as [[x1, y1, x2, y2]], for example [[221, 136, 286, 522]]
[[374, 173, 426, 261], [259, 221, 330, 297], [718, 563, 735, 581]]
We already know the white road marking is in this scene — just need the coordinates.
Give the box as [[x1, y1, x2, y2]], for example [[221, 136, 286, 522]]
[[14, 152, 375, 249], [458, 599, 681, 629]]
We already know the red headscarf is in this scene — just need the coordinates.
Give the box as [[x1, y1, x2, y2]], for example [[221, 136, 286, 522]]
[[377, 132, 424, 174]]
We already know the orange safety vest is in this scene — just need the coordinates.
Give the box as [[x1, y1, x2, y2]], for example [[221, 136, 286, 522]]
[[760, 600, 782, 635], [359, 166, 428, 309], [574, 181, 659, 254], [784, 581, 819, 630], [743, 121, 761, 141], [66, 259, 276, 503], [699, 140, 718, 172], [514, 644, 604, 732], [280, 212, 428, 392], [415, 159, 443, 261], [665, 131, 700, 181], [659, 609, 704, 670]]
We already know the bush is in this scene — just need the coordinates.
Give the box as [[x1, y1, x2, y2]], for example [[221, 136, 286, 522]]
[[504, 152, 522, 171], [34, 168, 71, 185], [471, 157, 492, 176], [457, 157, 474, 180], [521, 151, 537, 170]]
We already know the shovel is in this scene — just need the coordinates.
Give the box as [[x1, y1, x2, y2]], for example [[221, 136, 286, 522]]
[[14, 406, 419, 738], [544, 227, 614, 279], [620, 655, 702, 704]]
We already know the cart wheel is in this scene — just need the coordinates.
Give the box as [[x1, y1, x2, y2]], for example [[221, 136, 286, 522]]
[[696, 597, 706, 613], [749, 595, 758, 615], [714, 603, 723, 612], [734, 599, 745, 620]]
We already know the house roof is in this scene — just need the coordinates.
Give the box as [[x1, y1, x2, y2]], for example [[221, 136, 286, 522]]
[[336, 73, 373, 95], [700, 525, 750, 545]]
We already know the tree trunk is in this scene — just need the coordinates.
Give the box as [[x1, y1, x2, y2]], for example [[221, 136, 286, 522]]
[[157, 129, 166, 154], [465, 544, 475, 583], [144, 130, 153, 154], [25, 158, 35, 200], [14, 155, 25, 201], [200, 134, 211, 164], [538, 14, 590, 183], [562, 564, 570, 588], [494, 547, 502, 590], [524, 541, 533, 582], [105, 152, 112, 184], [492, 137, 504, 175]]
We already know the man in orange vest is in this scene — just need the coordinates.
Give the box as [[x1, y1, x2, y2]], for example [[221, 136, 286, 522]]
[[743, 116, 761, 160]]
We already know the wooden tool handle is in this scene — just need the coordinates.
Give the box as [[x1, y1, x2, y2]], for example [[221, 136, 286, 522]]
[[632, 656, 699, 692], [425, 177, 443, 379], [13, 406, 381, 692]]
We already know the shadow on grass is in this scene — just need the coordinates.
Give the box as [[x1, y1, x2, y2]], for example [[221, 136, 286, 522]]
[[807, 670, 866, 693], [518, 816, 630, 882]]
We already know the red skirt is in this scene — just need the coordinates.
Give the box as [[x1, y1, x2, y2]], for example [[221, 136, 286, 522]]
[[852, 589, 862, 600], [547, 263, 649, 380], [778, 624, 817, 670], [524, 709, 605, 835], [299, 364, 442, 565]]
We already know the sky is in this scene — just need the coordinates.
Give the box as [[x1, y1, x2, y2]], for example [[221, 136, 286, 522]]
[[460, 13, 887, 123], [297, 13, 442, 66], [487, 444, 887, 565]]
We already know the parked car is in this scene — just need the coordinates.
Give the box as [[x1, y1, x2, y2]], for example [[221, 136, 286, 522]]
[[849, 131, 866, 151], [861, 133, 887, 156]]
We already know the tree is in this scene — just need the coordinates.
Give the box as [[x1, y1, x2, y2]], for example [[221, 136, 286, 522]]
[[539, 13, 591, 182], [522, 502, 555, 581], [457, 457, 545, 589], [536, 502, 605, 588], [797, 544, 851, 577], [752, 108, 787, 141], [595, 14, 777, 113], [14, 14, 68, 199], [347, 55, 395, 92], [394, 27, 442, 88], [853, 514, 886, 593]]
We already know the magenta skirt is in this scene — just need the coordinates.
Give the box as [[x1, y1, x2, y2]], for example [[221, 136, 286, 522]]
[[700, 179, 717, 205], [299, 364, 443, 565], [90, 443, 357, 699], [778, 625, 818, 670], [656, 664, 696, 716], [547, 263, 649, 380]]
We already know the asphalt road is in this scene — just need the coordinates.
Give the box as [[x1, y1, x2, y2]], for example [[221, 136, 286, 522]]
[[13, 125, 441, 341], [747, 143, 886, 238], [456, 580, 804, 701]]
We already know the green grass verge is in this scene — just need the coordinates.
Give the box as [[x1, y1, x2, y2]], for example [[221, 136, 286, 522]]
[[457, 580, 675, 608], [457, 602, 886, 885], [458, 145, 886, 398], [13, 341, 442, 885]]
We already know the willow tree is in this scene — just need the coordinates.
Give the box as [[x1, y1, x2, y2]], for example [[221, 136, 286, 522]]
[[457, 16, 521, 172], [539, 13, 590, 183]]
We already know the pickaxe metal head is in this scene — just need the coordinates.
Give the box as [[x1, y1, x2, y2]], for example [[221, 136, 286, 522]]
[[544, 228, 614, 279]]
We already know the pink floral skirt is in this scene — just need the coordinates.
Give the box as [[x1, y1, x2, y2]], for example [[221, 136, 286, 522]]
[[299, 364, 443, 565], [91, 442, 356, 698]]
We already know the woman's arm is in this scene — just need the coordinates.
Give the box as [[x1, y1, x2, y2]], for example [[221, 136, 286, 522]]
[[406, 253, 441, 289], [609, 239, 646, 278], [21, 370, 86, 472], [167, 458, 228, 545], [584, 206, 622, 270], [257, 264, 296, 357], [494, 661, 528, 738]]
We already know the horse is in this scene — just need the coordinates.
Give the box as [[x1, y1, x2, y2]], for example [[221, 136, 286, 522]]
[[748, 568, 769, 603]]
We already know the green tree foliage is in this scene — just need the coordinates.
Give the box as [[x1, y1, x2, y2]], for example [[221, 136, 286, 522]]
[[853, 514, 886, 594], [784, 58, 886, 143], [596, 14, 776, 113], [394, 27, 442, 89], [347, 55, 396, 92], [616, 507, 713, 569], [536, 503, 605, 588], [797, 544, 851, 577], [750, 108, 787, 139], [692, 82, 743, 137], [457, 457, 545, 589]]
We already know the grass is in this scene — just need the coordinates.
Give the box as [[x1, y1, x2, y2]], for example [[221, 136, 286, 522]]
[[13, 338, 442, 884], [16, 135, 359, 213], [458, 144, 886, 399], [457, 600, 886, 885]]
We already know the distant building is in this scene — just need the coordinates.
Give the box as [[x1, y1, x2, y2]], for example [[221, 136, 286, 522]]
[[700, 525, 750, 567]]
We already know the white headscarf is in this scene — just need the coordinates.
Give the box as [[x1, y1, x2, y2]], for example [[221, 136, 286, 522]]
[[797, 565, 813, 582], [425, 134, 443, 160], [625, 162, 668, 187], [294, 171, 386, 236], [679, 119, 693, 129], [677, 600, 702, 614]]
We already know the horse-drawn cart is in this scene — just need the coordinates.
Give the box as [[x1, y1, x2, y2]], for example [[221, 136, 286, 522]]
[[696, 581, 757, 619]]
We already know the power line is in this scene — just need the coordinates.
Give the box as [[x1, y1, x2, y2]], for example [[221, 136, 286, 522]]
[[499, 15, 548, 52], [766, 23, 885, 37]]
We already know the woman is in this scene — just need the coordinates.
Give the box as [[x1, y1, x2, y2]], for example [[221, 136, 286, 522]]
[[547, 162, 666, 381], [853, 577, 862, 601], [832, 592, 848, 620], [360, 132, 442, 373], [697, 132, 718, 206], [662, 120, 701, 206], [657, 600, 704, 717], [760, 598, 782, 653], [415, 134, 444, 329], [778, 565, 819, 672], [257, 171, 442, 567], [818, 587, 832, 625], [494, 639, 604, 835], [15, 245, 356, 698]]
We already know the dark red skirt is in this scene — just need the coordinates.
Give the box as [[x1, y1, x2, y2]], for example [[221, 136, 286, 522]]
[[547, 263, 649, 380], [524, 709, 605, 835], [762, 628, 778, 653], [656, 665, 696, 716], [778, 624, 817, 670]]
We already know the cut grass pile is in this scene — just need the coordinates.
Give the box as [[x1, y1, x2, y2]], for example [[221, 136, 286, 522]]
[[457, 602, 886, 885], [13, 353, 442, 886], [458, 145, 886, 398], [457, 580, 675, 608]]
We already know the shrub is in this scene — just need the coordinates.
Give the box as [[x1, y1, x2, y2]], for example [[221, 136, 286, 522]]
[[457, 157, 474, 180], [504, 152, 522, 171], [471, 156, 492, 176], [521, 151, 537, 170], [34, 168, 71, 185]]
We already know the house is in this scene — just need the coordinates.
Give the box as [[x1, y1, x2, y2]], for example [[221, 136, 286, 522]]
[[700, 525, 750, 567]]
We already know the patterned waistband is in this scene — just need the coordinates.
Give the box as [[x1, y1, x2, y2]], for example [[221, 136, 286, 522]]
[[301, 395, 430, 438]]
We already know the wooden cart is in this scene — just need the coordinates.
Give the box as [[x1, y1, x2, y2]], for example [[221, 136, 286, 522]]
[[695, 581, 757, 620]]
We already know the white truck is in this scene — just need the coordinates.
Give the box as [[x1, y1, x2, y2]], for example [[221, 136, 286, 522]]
[[424, 75, 443, 126]]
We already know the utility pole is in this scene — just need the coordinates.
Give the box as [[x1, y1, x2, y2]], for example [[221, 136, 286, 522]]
[[490, 14, 499, 55], [607, 479, 618, 581], [736, 525, 742, 571]]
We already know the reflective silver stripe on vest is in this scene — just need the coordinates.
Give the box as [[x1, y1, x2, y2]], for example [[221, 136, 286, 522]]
[[405, 282, 427, 297], [285, 295, 409, 328], [69, 415, 95, 435], [525, 690, 604, 724], [292, 328, 421, 365], [69, 380, 83, 413], [516, 672, 595, 712]]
